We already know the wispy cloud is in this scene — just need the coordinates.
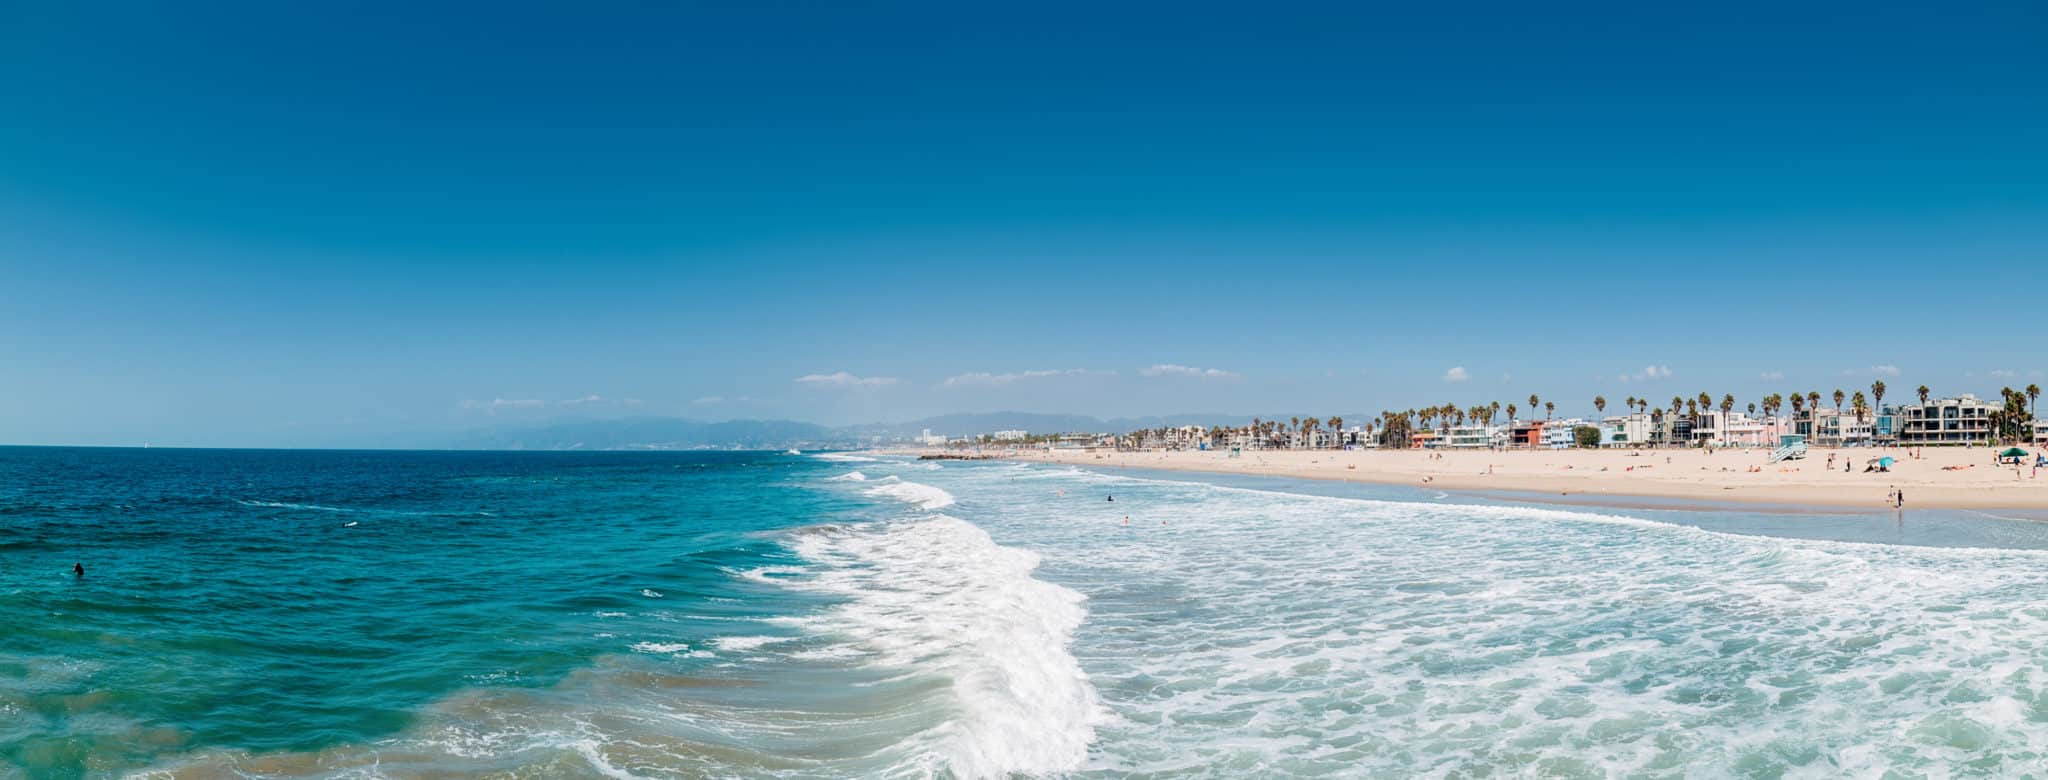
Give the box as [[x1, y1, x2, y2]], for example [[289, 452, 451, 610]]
[[1442, 366, 1470, 383], [939, 369, 1112, 388], [558, 394, 642, 407], [1139, 364, 1240, 380], [795, 371, 899, 388], [459, 398, 547, 413], [1618, 365, 1673, 383], [1990, 369, 2017, 379], [1759, 371, 1785, 381]]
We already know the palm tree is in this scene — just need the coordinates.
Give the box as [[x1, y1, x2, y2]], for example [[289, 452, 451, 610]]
[[1670, 396, 1682, 419], [1871, 380, 1887, 415], [1832, 388, 1845, 412], [1594, 396, 1607, 416], [1328, 416, 1343, 448], [1808, 391, 1821, 415], [1917, 385, 1930, 405], [1748, 402, 1757, 417], [1721, 394, 1735, 415], [1489, 401, 1501, 425], [1544, 401, 1555, 419], [1697, 392, 1712, 413], [1528, 395, 1540, 421], [1851, 391, 1868, 422], [1506, 403, 1518, 422], [1623, 396, 1636, 416], [2029, 384, 2041, 422]]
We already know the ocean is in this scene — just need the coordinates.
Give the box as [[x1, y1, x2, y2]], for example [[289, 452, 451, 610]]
[[6, 446, 2048, 777]]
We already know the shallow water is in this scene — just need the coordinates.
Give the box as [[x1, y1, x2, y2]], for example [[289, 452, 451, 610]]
[[6, 447, 2048, 777]]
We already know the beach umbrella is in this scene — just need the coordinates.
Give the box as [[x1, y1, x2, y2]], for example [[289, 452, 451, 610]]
[[2000, 447, 2029, 458], [1878, 457, 1895, 467]]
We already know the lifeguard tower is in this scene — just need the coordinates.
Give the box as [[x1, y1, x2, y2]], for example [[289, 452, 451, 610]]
[[1770, 434, 1808, 463]]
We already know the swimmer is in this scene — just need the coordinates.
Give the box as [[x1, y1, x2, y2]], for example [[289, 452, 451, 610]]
[[73, 562, 84, 577]]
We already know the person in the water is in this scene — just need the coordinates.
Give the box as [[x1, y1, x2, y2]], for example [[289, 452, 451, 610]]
[[73, 562, 84, 577], [1107, 495, 1114, 502]]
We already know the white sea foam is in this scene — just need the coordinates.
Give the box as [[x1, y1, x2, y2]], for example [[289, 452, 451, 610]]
[[775, 516, 1106, 777], [709, 635, 785, 652], [813, 453, 879, 463], [927, 460, 2048, 776], [236, 499, 354, 513], [862, 479, 956, 510], [630, 642, 713, 659], [827, 471, 867, 482], [630, 642, 692, 654]]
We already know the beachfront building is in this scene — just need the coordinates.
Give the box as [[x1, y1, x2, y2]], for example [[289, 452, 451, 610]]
[[1540, 418, 1586, 449], [1505, 420, 1543, 448], [1652, 416, 1694, 446], [1874, 407, 1902, 445], [1601, 413, 1653, 447], [1688, 411, 1781, 448], [1795, 408, 1875, 447], [992, 429, 1028, 441], [2033, 419, 2048, 446], [1444, 424, 1499, 449], [1894, 394, 1999, 446], [916, 429, 948, 446]]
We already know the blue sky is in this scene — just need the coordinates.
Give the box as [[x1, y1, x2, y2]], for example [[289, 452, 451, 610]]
[[2, 1, 2043, 446]]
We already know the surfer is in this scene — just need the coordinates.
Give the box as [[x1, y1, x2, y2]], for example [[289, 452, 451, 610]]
[[1106, 495, 1114, 502], [73, 562, 84, 577]]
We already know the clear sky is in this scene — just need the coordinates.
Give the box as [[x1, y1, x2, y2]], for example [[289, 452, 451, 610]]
[[2, 1, 2043, 446]]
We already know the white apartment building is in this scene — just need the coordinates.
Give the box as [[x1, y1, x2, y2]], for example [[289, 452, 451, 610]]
[[1445, 424, 1497, 449], [1895, 394, 1999, 445], [1601, 413, 1654, 447]]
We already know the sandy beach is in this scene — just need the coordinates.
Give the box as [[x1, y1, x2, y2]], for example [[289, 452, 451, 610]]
[[983, 445, 2048, 510]]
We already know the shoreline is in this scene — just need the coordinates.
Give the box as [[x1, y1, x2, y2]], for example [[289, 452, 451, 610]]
[[886, 446, 2048, 511]]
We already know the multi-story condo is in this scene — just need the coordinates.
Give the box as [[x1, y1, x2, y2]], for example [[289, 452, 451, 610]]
[[1793, 408, 1873, 447], [1540, 418, 1587, 449], [1601, 413, 1654, 447], [1445, 424, 1497, 449], [2033, 419, 2048, 446], [1688, 411, 1782, 447], [1895, 394, 1999, 445]]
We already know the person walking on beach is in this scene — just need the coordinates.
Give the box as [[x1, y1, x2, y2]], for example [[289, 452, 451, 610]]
[[1896, 490, 1904, 509]]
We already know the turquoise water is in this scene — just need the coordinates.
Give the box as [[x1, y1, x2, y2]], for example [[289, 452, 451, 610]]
[[7, 447, 2048, 777]]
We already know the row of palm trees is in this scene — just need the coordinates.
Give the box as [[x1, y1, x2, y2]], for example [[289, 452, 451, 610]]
[[1121, 381, 2042, 449]]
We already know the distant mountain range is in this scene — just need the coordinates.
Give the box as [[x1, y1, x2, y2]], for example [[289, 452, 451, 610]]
[[435, 412, 1304, 451]]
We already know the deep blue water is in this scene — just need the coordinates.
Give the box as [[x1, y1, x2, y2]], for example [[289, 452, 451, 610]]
[[0, 447, 867, 777]]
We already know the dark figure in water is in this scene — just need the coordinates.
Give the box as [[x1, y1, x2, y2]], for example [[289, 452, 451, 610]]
[[73, 562, 84, 577], [1106, 495, 1114, 502]]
